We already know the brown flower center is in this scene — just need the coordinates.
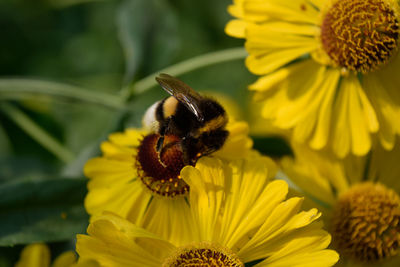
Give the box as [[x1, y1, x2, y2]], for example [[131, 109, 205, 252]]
[[163, 243, 243, 267], [320, 0, 400, 73], [136, 133, 190, 197], [332, 182, 400, 262]]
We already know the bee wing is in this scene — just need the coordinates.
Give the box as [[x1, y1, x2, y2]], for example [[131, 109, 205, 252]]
[[156, 73, 204, 122]]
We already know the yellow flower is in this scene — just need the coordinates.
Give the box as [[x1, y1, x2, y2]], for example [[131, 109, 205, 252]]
[[15, 243, 98, 267], [77, 156, 338, 266], [226, 0, 400, 158], [84, 120, 252, 243], [281, 142, 400, 265]]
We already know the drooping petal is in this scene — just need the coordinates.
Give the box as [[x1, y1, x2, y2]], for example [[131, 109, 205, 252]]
[[181, 157, 227, 242], [219, 158, 280, 247], [15, 244, 50, 267], [255, 230, 338, 267], [141, 197, 194, 247], [225, 19, 248, 38], [85, 179, 151, 223], [364, 72, 400, 150], [246, 45, 318, 75], [76, 213, 174, 267], [52, 251, 76, 267]]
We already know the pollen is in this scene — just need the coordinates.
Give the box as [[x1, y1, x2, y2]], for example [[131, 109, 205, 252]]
[[136, 133, 190, 197], [162, 242, 243, 267], [332, 182, 400, 262], [320, 0, 400, 73]]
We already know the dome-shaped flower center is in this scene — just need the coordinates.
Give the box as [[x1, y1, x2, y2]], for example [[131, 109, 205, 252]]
[[163, 243, 243, 267], [320, 0, 400, 73], [136, 133, 190, 197], [332, 182, 400, 262]]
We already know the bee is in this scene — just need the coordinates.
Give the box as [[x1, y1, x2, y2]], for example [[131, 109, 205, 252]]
[[143, 73, 229, 165]]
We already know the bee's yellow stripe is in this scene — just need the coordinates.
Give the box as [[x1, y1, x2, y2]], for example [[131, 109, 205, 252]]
[[196, 115, 228, 136]]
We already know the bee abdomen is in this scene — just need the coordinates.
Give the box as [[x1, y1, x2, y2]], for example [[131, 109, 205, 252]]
[[143, 101, 161, 132], [200, 129, 229, 155], [194, 115, 228, 137]]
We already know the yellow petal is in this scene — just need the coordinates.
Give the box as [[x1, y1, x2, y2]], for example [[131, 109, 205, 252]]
[[246, 45, 318, 75], [223, 179, 287, 248], [225, 19, 248, 38], [346, 76, 372, 156], [214, 120, 253, 160], [100, 141, 135, 160], [141, 198, 194, 247], [249, 59, 315, 97], [181, 158, 227, 241], [228, 0, 245, 18], [108, 128, 146, 147], [15, 243, 50, 267], [256, 230, 338, 267], [249, 67, 293, 93], [52, 251, 76, 267], [275, 66, 326, 129], [280, 154, 337, 206], [248, 21, 317, 36], [332, 79, 351, 158], [292, 112, 317, 143], [244, 0, 319, 24], [309, 69, 340, 149], [72, 259, 100, 267], [77, 214, 174, 267], [364, 75, 399, 150], [84, 158, 135, 186], [239, 197, 322, 260], [356, 82, 379, 133], [85, 180, 150, 222]]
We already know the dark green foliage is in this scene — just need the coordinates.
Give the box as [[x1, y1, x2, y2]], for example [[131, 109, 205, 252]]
[[0, 178, 88, 246]]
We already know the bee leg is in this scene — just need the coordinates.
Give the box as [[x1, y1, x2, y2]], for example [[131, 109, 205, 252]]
[[156, 136, 164, 152], [157, 140, 180, 168], [156, 117, 172, 152], [180, 137, 195, 166], [181, 146, 191, 166], [157, 147, 168, 168]]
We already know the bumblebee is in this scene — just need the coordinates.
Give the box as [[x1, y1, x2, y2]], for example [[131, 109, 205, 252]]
[[143, 73, 229, 165]]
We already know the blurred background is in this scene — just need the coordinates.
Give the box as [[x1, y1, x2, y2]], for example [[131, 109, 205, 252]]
[[0, 0, 289, 265]]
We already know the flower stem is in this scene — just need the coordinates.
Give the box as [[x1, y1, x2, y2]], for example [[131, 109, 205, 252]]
[[121, 47, 247, 99], [0, 103, 75, 163], [0, 79, 125, 109]]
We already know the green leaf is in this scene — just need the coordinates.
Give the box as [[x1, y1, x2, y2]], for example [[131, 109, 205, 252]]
[[0, 178, 88, 246], [117, 0, 180, 84], [0, 103, 75, 163], [48, 0, 107, 9], [252, 136, 293, 158], [0, 124, 12, 157], [61, 110, 129, 177], [0, 157, 57, 183]]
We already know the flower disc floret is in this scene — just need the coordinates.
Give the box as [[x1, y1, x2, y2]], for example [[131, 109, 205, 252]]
[[321, 0, 400, 73], [136, 133, 190, 197], [332, 182, 400, 261], [162, 243, 243, 267]]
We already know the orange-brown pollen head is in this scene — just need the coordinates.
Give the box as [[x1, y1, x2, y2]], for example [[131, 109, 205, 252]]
[[136, 133, 192, 197], [332, 182, 400, 262], [162, 243, 244, 267], [320, 0, 400, 73]]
